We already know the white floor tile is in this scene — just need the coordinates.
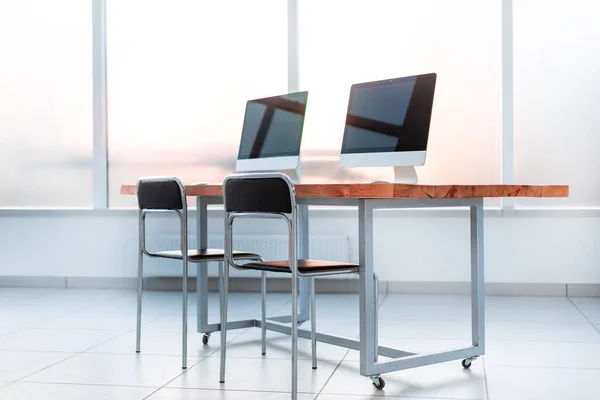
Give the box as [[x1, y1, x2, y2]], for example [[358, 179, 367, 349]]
[[0, 327, 18, 338], [485, 340, 600, 369], [16, 290, 127, 312], [148, 388, 315, 399], [0, 309, 77, 330], [486, 296, 587, 324], [0, 351, 76, 382], [487, 321, 600, 342], [379, 295, 472, 321], [0, 328, 126, 352], [318, 396, 457, 400], [168, 356, 336, 394], [569, 297, 600, 310], [378, 319, 471, 340], [144, 293, 291, 331], [1, 288, 599, 400], [0, 288, 54, 306], [577, 309, 600, 324], [569, 297, 600, 323], [33, 310, 160, 331], [309, 317, 359, 338], [23, 353, 201, 387], [88, 329, 242, 357], [321, 361, 486, 399], [0, 382, 155, 400], [210, 329, 349, 361], [310, 294, 360, 320], [144, 315, 202, 332], [486, 365, 600, 400]]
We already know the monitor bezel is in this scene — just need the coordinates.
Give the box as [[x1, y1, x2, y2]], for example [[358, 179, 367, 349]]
[[236, 91, 308, 174], [339, 73, 436, 164]]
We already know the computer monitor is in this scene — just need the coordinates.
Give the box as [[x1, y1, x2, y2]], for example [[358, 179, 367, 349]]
[[339, 73, 437, 183], [236, 91, 308, 182]]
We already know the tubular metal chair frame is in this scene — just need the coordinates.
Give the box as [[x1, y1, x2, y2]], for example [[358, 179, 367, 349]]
[[220, 172, 368, 399], [135, 176, 263, 370]]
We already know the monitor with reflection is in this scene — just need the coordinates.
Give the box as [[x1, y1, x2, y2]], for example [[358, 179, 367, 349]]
[[236, 91, 308, 176], [339, 73, 437, 183]]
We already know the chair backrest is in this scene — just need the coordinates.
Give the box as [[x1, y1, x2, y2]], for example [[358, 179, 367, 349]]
[[137, 177, 185, 211], [223, 173, 295, 214]]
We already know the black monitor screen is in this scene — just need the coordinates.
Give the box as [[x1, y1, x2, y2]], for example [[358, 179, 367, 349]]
[[341, 73, 436, 154], [238, 91, 308, 159]]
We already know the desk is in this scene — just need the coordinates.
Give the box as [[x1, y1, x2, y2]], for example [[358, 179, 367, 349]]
[[121, 182, 568, 380]]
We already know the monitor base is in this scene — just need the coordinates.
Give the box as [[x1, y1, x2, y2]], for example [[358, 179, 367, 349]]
[[394, 166, 418, 184], [280, 167, 301, 184]]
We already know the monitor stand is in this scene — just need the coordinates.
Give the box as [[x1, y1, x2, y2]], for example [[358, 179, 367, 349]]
[[393, 166, 418, 184]]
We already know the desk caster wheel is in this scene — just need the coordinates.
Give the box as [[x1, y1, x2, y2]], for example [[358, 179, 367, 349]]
[[371, 376, 385, 390], [462, 358, 473, 369], [202, 334, 210, 345]]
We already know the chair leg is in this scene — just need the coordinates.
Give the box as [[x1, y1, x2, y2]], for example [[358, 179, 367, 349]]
[[135, 250, 143, 354], [310, 277, 317, 369], [219, 261, 229, 383], [182, 258, 188, 369], [261, 271, 267, 356], [291, 275, 298, 400]]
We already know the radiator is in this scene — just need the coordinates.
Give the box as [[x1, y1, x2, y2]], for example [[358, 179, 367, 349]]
[[143, 234, 350, 277]]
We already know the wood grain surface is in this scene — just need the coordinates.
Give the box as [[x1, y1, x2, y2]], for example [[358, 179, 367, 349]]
[[121, 183, 568, 199]]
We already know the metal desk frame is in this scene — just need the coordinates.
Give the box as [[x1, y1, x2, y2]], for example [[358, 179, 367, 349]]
[[195, 195, 485, 380]]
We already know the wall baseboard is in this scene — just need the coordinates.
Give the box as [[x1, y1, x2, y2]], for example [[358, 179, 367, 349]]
[[0, 276, 598, 297], [387, 282, 566, 296], [567, 284, 600, 297], [0, 276, 67, 288]]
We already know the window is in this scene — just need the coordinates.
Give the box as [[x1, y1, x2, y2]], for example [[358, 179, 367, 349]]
[[0, 0, 93, 208], [514, 0, 600, 207], [298, 0, 502, 186], [107, 0, 288, 207]]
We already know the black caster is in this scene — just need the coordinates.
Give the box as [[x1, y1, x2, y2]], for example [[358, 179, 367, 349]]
[[371, 376, 385, 390], [202, 333, 210, 345], [462, 358, 473, 369]]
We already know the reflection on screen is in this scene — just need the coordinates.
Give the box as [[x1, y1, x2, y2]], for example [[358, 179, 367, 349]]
[[341, 74, 436, 154], [238, 91, 308, 159]]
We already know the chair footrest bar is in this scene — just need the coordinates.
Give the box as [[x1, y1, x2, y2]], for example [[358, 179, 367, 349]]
[[266, 314, 309, 324], [199, 319, 257, 334]]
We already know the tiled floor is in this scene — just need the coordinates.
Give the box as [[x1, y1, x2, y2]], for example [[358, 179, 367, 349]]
[[0, 288, 599, 399]]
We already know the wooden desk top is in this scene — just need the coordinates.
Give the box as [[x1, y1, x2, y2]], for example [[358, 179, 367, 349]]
[[120, 183, 568, 199]]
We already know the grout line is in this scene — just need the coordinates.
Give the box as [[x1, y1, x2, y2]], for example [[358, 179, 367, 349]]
[[482, 357, 491, 400], [315, 348, 351, 399], [567, 297, 600, 334], [5, 329, 133, 392], [142, 357, 207, 399], [484, 363, 600, 371], [313, 289, 389, 399], [142, 294, 298, 399], [0, 381, 163, 391]]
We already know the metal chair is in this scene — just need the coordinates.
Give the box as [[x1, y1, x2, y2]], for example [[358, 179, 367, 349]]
[[220, 172, 360, 399], [136, 176, 263, 369]]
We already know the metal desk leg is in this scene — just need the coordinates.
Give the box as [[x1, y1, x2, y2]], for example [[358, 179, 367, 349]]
[[470, 198, 485, 351], [196, 198, 210, 335], [297, 204, 310, 323], [358, 199, 377, 377]]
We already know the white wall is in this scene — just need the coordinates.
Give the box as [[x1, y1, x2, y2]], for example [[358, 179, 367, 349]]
[[1, 210, 598, 284]]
